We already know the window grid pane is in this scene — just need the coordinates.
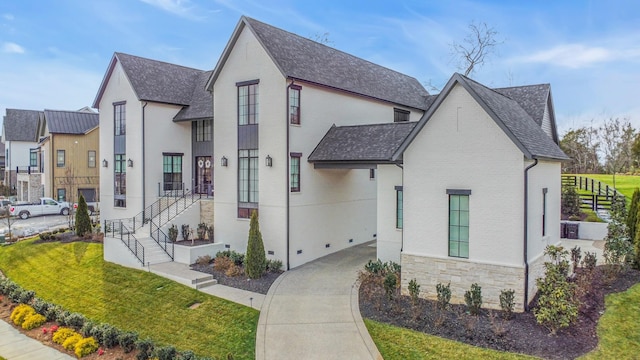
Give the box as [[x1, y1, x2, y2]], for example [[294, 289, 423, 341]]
[[449, 194, 469, 258], [289, 88, 300, 124], [114, 104, 126, 135], [88, 151, 96, 168], [57, 150, 65, 167], [290, 156, 300, 192], [396, 189, 403, 229]]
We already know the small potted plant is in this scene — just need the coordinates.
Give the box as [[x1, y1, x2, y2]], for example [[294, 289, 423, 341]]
[[207, 224, 214, 242], [197, 223, 207, 240], [181, 224, 190, 241], [168, 224, 178, 242]]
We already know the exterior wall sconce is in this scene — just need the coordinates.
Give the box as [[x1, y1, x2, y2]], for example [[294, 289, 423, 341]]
[[221, 156, 228, 167], [102, 159, 108, 168], [265, 155, 273, 167], [127, 158, 133, 167]]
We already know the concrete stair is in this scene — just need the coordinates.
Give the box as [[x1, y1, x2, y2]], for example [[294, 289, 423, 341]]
[[138, 237, 172, 265], [192, 275, 218, 289]]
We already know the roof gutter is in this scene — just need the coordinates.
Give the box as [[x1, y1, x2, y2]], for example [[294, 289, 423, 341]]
[[523, 158, 538, 312]]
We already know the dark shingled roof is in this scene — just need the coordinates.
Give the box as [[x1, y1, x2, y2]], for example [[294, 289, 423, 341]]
[[44, 110, 99, 134], [174, 70, 214, 122], [3, 109, 42, 142], [308, 122, 417, 163], [209, 16, 429, 110], [395, 74, 567, 162], [495, 84, 550, 126], [93, 53, 213, 121], [115, 52, 202, 105], [462, 76, 567, 160]]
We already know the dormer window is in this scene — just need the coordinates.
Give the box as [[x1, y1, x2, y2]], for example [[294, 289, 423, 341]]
[[394, 108, 410, 122]]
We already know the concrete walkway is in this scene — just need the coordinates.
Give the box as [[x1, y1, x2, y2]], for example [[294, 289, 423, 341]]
[[0, 320, 73, 360], [256, 241, 381, 360], [148, 261, 266, 309]]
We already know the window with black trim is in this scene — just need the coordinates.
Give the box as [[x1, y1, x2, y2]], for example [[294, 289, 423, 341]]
[[238, 82, 259, 125], [396, 186, 403, 229], [289, 86, 300, 125], [369, 169, 376, 180], [196, 120, 212, 142], [163, 154, 183, 191], [30, 151, 37, 167], [238, 149, 259, 218], [88, 150, 96, 168], [114, 154, 126, 207], [290, 153, 301, 192], [57, 150, 65, 167], [394, 108, 410, 122], [114, 103, 126, 135], [57, 189, 66, 202], [448, 190, 470, 258], [542, 188, 548, 236]]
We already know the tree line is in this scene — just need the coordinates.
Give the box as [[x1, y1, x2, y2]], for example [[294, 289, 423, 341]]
[[560, 117, 639, 174]]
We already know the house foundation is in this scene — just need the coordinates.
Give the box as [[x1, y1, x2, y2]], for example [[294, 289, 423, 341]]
[[401, 253, 528, 311]]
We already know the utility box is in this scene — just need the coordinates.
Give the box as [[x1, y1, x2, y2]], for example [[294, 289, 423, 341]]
[[566, 223, 579, 239]]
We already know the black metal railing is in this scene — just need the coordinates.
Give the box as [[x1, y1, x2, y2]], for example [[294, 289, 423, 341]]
[[150, 221, 174, 260], [104, 219, 145, 264], [562, 175, 625, 211]]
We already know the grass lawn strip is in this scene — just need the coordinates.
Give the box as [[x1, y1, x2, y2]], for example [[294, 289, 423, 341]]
[[580, 283, 640, 359], [0, 239, 258, 359], [364, 319, 537, 360]]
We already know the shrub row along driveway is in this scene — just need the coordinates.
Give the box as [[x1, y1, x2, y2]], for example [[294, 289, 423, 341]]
[[256, 241, 380, 360]]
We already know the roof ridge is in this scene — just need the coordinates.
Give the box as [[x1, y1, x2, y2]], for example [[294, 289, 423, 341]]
[[494, 83, 549, 90], [332, 122, 418, 129], [115, 52, 208, 72], [243, 16, 423, 84]]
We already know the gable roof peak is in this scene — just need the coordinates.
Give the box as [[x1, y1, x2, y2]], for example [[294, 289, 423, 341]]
[[209, 16, 429, 110]]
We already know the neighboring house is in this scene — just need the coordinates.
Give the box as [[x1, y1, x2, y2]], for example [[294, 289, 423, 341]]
[[0, 140, 5, 182], [93, 53, 213, 222], [99, 16, 567, 310], [38, 109, 100, 203], [1, 109, 46, 199]]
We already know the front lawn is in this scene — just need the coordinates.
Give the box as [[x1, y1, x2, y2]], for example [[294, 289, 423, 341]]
[[364, 319, 535, 360], [580, 283, 640, 359], [0, 239, 258, 359]]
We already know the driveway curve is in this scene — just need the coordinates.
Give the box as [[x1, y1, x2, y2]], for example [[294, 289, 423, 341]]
[[256, 241, 381, 360]]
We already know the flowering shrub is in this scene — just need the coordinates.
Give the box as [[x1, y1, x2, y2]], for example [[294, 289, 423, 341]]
[[10, 304, 35, 326], [62, 333, 83, 351], [74, 337, 98, 358], [53, 327, 78, 345], [22, 313, 46, 330]]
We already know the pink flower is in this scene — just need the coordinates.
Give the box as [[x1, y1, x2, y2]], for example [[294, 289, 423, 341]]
[[50, 325, 59, 333], [98, 348, 105, 356], [42, 327, 48, 334]]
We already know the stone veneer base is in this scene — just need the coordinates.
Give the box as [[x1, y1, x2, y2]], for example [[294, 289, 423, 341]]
[[401, 253, 528, 311]]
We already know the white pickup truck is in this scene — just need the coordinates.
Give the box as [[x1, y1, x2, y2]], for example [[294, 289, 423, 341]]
[[9, 197, 71, 219]]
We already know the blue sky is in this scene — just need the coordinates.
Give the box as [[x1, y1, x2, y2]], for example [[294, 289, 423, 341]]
[[1, 0, 639, 134]]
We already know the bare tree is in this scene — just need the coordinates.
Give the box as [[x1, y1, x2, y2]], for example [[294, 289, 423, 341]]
[[310, 32, 333, 46], [451, 22, 502, 77], [600, 117, 636, 187]]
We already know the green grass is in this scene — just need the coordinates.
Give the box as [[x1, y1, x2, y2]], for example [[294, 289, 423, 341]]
[[0, 239, 258, 359], [574, 174, 640, 201], [580, 283, 640, 359], [364, 319, 537, 360]]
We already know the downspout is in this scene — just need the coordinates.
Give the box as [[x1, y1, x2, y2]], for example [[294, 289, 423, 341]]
[[395, 163, 404, 252], [285, 80, 293, 270], [523, 158, 538, 312], [142, 102, 147, 223]]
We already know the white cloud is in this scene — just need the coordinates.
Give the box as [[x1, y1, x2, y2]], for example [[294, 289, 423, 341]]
[[2, 14, 14, 21], [2, 42, 25, 54], [512, 43, 640, 69], [139, 0, 204, 20]]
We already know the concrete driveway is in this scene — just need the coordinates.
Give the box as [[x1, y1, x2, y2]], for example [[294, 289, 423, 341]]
[[256, 241, 381, 360]]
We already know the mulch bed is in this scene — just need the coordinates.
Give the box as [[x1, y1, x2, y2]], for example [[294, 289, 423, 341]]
[[359, 266, 640, 360], [190, 263, 281, 295]]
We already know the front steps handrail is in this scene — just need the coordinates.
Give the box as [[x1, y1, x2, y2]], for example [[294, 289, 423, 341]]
[[104, 219, 145, 265], [150, 221, 174, 260]]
